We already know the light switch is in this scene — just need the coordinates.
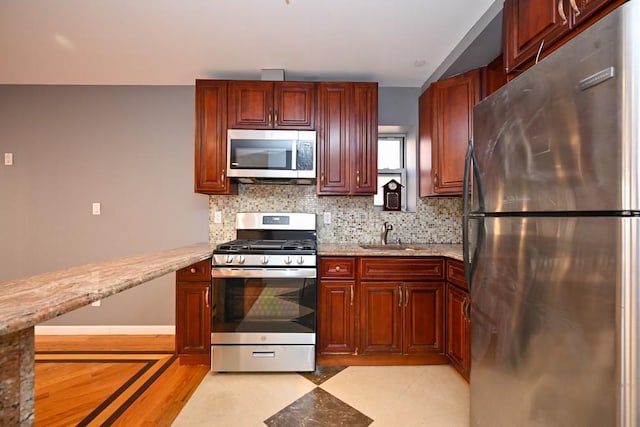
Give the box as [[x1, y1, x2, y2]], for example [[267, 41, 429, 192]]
[[323, 212, 331, 225], [4, 153, 13, 166], [92, 202, 101, 215]]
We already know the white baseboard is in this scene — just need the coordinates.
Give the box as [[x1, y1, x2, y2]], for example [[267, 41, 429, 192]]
[[34, 325, 175, 335]]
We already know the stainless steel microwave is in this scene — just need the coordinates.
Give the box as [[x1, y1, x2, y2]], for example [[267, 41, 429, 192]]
[[227, 129, 316, 180]]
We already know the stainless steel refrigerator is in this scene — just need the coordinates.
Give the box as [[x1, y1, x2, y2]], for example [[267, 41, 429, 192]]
[[464, 2, 639, 426]]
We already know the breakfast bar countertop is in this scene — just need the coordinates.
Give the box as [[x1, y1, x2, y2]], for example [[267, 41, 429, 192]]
[[317, 243, 463, 260], [0, 242, 215, 337]]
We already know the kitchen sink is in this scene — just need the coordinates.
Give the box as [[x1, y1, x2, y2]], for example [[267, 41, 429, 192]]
[[359, 244, 416, 251]]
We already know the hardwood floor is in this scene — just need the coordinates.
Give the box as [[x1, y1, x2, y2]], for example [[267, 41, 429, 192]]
[[35, 335, 209, 427]]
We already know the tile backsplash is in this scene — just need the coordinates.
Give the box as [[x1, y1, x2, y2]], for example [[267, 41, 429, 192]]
[[209, 184, 462, 244]]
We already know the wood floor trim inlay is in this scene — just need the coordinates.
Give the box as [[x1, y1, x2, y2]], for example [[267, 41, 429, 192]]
[[101, 355, 178, 426], [35, 350, 179, 426], [77, 360, 156, 426]]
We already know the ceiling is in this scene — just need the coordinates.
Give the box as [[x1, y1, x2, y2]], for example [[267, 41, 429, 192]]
[[0, 0, 503, 88]]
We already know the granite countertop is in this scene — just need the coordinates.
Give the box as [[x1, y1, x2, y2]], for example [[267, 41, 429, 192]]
[[317, 243, 463, 261], [0, 242, 215, 336]]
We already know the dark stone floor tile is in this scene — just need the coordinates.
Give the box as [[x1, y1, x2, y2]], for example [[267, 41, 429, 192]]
[[298, 366, 347, 386], [264, 387, 373, 427]]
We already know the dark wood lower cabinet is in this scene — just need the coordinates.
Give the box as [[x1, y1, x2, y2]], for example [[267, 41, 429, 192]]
[[360, 281, 444, 356], [317, 256, 448, 366], [175, 259, 212, 365], [446, 284, 470, 381], [318, 280, 356, 354], [445, 258, 471, 381]]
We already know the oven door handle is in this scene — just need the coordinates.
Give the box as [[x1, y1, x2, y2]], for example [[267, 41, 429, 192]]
[[212, 268, 317, 279]]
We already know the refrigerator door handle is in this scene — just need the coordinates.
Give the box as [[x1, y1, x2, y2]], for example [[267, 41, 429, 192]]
[[463, 139, 485, 293], [463, 140, 474, 290]]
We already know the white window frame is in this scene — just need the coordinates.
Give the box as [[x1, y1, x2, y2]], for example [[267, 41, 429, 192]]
[[375, 134, 407, 211]]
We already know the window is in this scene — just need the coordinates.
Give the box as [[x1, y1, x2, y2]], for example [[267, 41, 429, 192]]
[[374, 134, 407, 210]]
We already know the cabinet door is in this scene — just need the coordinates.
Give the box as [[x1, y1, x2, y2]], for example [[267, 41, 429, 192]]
[[418, 85, 435, 197], [446, 284, 470, 380], [175, 282, 211, 364], [572, 0, 623, 26], [504, 0, 571, 74], [318, 280, 356, 354], [432, 69, 481, 194], [195, 80, 236, 195], [404, 282, 445, 355], [484, 55, 507, 97], [351, 83, 378, 195], [227, 81, 273, 129], [360, 281, 403, 354], [317, 82, 352, 194], [274, 82, 315, 129]]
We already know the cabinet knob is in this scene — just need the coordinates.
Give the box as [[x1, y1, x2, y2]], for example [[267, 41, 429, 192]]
[[433, 172, 439, 187], [356, 170, 360, 187], [335, 266, 341, 272], [190, 268, 197, 273], [268, 111, 272, 126]]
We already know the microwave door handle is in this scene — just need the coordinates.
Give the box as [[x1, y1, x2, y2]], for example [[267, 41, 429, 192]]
[[291, 141, 297, 171]]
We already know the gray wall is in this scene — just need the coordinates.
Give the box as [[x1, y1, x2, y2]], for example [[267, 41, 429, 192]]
[[0, 85, 210, 325], [0, 84, 445, 327]]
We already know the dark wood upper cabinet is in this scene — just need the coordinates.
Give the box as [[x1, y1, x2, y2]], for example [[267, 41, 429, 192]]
[[227, 81, 315, 130], [504, 0, 570, 74], [317, 82, 378, 196], [504, 0, 625, 75], [351, 83, 378, 195], [418, 86, 435, 197], [484, 55, 508, 97], [572, 0, 624, 26], [431, 68, 482, 195], [194, 80, 237, 195]]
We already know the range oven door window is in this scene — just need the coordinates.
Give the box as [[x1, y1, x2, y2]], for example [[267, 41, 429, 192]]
[[213, 272, 316, 334]]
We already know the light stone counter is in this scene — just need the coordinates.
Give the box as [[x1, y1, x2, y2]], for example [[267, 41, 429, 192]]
[[318, 243, 463, 261], [0, 242, 214, 426]]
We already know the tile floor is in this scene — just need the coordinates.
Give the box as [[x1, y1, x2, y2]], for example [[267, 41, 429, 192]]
[[172, 365, 469, 427]]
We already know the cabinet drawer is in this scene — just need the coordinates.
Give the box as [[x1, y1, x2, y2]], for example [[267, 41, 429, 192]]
[[319, 257, 356, 279], [446, 259, 467, 290], [177, 259, 212, 282], [359, 257, 444, 281]]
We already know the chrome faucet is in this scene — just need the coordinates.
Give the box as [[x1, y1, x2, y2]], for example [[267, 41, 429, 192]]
[[381, 221, 393, 245]]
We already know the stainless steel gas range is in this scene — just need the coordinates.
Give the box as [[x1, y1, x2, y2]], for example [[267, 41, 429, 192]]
[[211, 212, 317, 372]]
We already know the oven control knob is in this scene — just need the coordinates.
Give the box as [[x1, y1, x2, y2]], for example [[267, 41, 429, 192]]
[[284, 256, 293, 265], [237, 256, 245, 264], [260, 256, 270, 265], [297, 256, 304, 265], [225, 255, 234, 264]]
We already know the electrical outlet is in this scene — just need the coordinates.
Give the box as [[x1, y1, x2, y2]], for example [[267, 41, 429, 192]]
[[214, 211, 222, 224], [92, 202, 101, 215], [4, 153, 13, 166], [323, 212, 332, 225]]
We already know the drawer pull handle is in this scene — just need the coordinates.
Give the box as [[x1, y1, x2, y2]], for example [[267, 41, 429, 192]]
[[558, 0, 568, 25], [569, 0, 580, 16], [335, 266, 341, 272], [252, 351, 275, 358]]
